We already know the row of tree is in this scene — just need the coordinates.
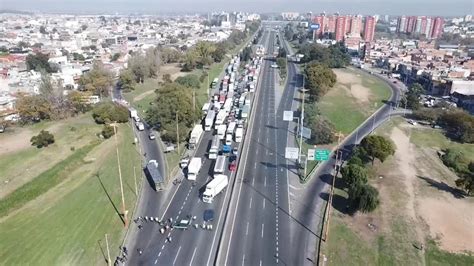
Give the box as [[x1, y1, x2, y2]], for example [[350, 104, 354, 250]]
[[298, 42, 351, 68], [118, 47, 161, 92], [440, 149, 474, 195], [341, 135, 396, 213]]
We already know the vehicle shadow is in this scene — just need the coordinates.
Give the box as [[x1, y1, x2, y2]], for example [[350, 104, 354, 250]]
[[417, 175, 465, 199]]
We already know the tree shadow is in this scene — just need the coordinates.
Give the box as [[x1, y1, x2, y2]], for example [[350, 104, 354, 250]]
[[417, 175, 465, 199], [319, 174, 346, 190], [95, 173, 125, 225], [320, 192, 356, 215], [260, 161, 277, 168]]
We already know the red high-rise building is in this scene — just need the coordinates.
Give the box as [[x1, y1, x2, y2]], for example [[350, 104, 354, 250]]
[[335, 16, 347, 41], [431, 17, 444, 39], [364, 16, 376, 42], [327, 15, 337, 33], [406, 16, 417, 33], [350, 15, 363, 36], [345, 15, 352, 34], [312, 15, 326, 39]]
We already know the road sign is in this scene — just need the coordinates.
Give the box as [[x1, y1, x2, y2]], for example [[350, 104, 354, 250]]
[[315, 149, 330, 161], [300, 126, 311, 139], [310, 24, 320, 30], [285, 147, 299, 160], [283, 111, 293, 121], [308, 149, 316, 161]]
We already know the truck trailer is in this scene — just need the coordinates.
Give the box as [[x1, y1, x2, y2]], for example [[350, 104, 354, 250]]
[[209, 135, 220, 159], [202, 174, 229, 203], [214, 155, 226, 174], [145, 160, 164, 191], [189, 124, 203, 149], [187, 157, 202, 181], [235, 127, 243, 143], [204, 110, 216, 131]]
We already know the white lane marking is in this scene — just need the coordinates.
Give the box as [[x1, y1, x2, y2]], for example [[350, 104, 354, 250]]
[[189, 247, 197, 266], [260, 260, 262, 266], [155, 259, 158, 264], [173, 246, 182, 265], [246, 222, 249, 235], [263, 199, 265, 209], [242, 254, 245, 266], [158, 251, 162, 256], [162, 244, 165, 250], [159, 179, 182, 221], [249, 196, 253, 209], [264, 176, 267, 187], [252, 176, 255, 186], [261, 223, 264, 238], [254, 162, 257, 169]]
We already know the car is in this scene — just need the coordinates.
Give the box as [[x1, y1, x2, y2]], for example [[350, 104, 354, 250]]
[[180, 157, 190, 168], [232, 147, 238, 155], [393, 80, 398, 84], [229, 155, 237, 163], [203, 209, 214, 222], [271, 64, 278, 68], [229, 161, 237, 171], [149, 133, 156, 140]]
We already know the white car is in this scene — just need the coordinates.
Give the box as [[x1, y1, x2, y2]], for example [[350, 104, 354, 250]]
[[149, 133, 156, 140], [271, 64, 279, 68]]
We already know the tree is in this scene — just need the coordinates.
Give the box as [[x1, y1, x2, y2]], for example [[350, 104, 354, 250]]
[[92, 102, 129, 124], [160, 47, 181, 63], [39, 25, 47, 34], [78, 62, 114, 97], [175, 74, 200, 89], [146, 83, 200, 142], [454, 162, 474, 195], [182, 51, 198, 71], [360, 135, 396, 164], [438, 110, 474, 143], [441, 148, 469, 174], [193, 41, 216, 67], [276, 58, 287, 71], [110, 52, 121, 61], [298, 43, 350, 68], [30, 130, 55, 148], [350, 184, 380, 213], [212, 42, 227, 63], [101, 124, 115, 139], [308, 116, 336, 145], [15, 94, 52, 123], [240, 46, 252, 62], [404, 83, 425, 110], [67, 90, 93, 114], [26, 53, 54, 73], [304, 62, 337, 101], [341, 164, 369, 188], [118, 69, 135, 92]]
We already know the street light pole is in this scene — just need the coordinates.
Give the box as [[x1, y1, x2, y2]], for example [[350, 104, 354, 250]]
[[113, 123, 127, 227], [176, 112, 180, 152], [298, 76, 306, 165]]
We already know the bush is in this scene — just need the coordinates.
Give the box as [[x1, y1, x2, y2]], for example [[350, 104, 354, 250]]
[[350, 184, 380, 213], [102, 124, 115, 139], [30, 130, 55, 148], [441, 148, 469, 174], [92, 102, 129, 124], [308, 116, 336, 145]]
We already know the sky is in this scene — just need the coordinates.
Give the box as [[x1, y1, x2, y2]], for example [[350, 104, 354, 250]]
[[1, 0, 473, 16]]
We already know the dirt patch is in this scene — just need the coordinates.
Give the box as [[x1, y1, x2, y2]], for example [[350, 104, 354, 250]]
[[418, 197, 474, 253], [158, 63, 187, 82], [334, 69, 371, 104], [0, 128, 33, 156], [133, 90, 155, 102]]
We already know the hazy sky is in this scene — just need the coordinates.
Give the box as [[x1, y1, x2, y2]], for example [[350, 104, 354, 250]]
[[1, 0, 473, 16]]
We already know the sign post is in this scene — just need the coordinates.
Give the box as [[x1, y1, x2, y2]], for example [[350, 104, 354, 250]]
[[315, 149, 330, 161], [285, 147, 299, 160]]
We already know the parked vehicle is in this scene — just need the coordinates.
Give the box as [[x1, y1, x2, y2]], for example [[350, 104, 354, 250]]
[[149, 133, 156, 140], [187, 157, 202, 181], [137, 122, 145, 131], [235, 127, 243, 143], [202, 174, 229, 203], [215, 109, 227, 126], [222, 145, 232, 154], [217, 124, 227, 140], [164, 143, 175, 153], [129, 108, 139, 120], [202, 103, 211, 115], [225, 134, 232, 146], [180, 156, 190, 169], [229, 161, 237, 171]]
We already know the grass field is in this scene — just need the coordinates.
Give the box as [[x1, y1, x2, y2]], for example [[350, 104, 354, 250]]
[[318, 67, 392, 135], [0, 123, 142, 264], [0, 115, 103, 198]]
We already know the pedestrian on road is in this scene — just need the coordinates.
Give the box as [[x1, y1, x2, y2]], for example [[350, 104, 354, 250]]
[[138, 224, 143, 230]]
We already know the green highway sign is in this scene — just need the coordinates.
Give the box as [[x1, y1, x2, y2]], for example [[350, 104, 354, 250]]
[[315, 149, 330, 161]]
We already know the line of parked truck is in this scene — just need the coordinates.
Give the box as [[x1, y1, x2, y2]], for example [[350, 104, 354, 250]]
[[180, 54, 263, 203]]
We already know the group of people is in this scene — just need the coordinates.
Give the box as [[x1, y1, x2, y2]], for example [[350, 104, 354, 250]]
[[114, 246, 128, 265]]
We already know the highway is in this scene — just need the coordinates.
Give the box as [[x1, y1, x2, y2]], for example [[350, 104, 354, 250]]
[[125, 28, 268, 265]]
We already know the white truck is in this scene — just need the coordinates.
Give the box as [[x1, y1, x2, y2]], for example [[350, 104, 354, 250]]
[[239, 93, 247, 106], [235, 127, 243, 143], [217, 124, 227, 140], [187, 157, 202, 181], [129, 108, 139, 121], [215, 109, 227, 126], [214, 155, 226, 174], [136, 122, 145, 131], [204, 110, 216, 131], [146, 160, 164, 191], [226, 122, 236, 138], [202, 174, 229, 203], [189, 124, 203, 149], [209, 135, 220, 159], [223, 98, 233, 114], [225, 134, 233, 146], [202, 103, 211, 115]]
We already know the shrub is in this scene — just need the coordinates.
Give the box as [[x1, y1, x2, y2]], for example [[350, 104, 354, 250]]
[[30, 130, 55, 148], [102, 124, 115, 139], [92, 102, 129, 124]]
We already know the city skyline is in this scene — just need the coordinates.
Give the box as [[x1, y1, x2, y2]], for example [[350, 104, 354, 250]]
[[1, 0, 472, 16]]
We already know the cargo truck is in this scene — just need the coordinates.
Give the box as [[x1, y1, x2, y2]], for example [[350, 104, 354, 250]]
[[187, 157, 202, 181], [217, 124, 227, 140], [240, 105, 250, 119], [225, 134, 232, 145], [202, 174, 229, 203], [214, 155, 226, 174], [226, 122, 236, 137], [145, 160, 164, 191], [204, 110, 216, 131], [209, 135, 220, 159], [202, 103, 211, 115], [235, 127, 243, 143], [189, 124, 203, 149], [215, 109, 227, 126], [129, 108, 139, 121]]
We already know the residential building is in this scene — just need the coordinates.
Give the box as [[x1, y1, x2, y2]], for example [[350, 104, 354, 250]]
[[364, 16, 376, 42]]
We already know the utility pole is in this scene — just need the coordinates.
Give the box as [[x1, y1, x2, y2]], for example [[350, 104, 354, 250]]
[[298, 76, 306, 165], [176, 112, 180, 152], [324, 132, 343, 242], [105, 234, 111, 266], [113, 123, 128, 227], [193, 87, 196, 111]]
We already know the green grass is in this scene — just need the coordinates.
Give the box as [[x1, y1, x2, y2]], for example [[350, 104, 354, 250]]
[[0, 142, 99, 217], [122, 78, 158, 104], [0, 114, 103, 195], [410, 128, 474, 161], [295, 136, 319, 182], [0, 124, 142, 264], [425, 240, 474, 266], [318, 67, 392, 134]]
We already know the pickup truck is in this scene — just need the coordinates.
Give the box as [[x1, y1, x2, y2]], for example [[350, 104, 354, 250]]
[[172, 219, 191, 230]]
